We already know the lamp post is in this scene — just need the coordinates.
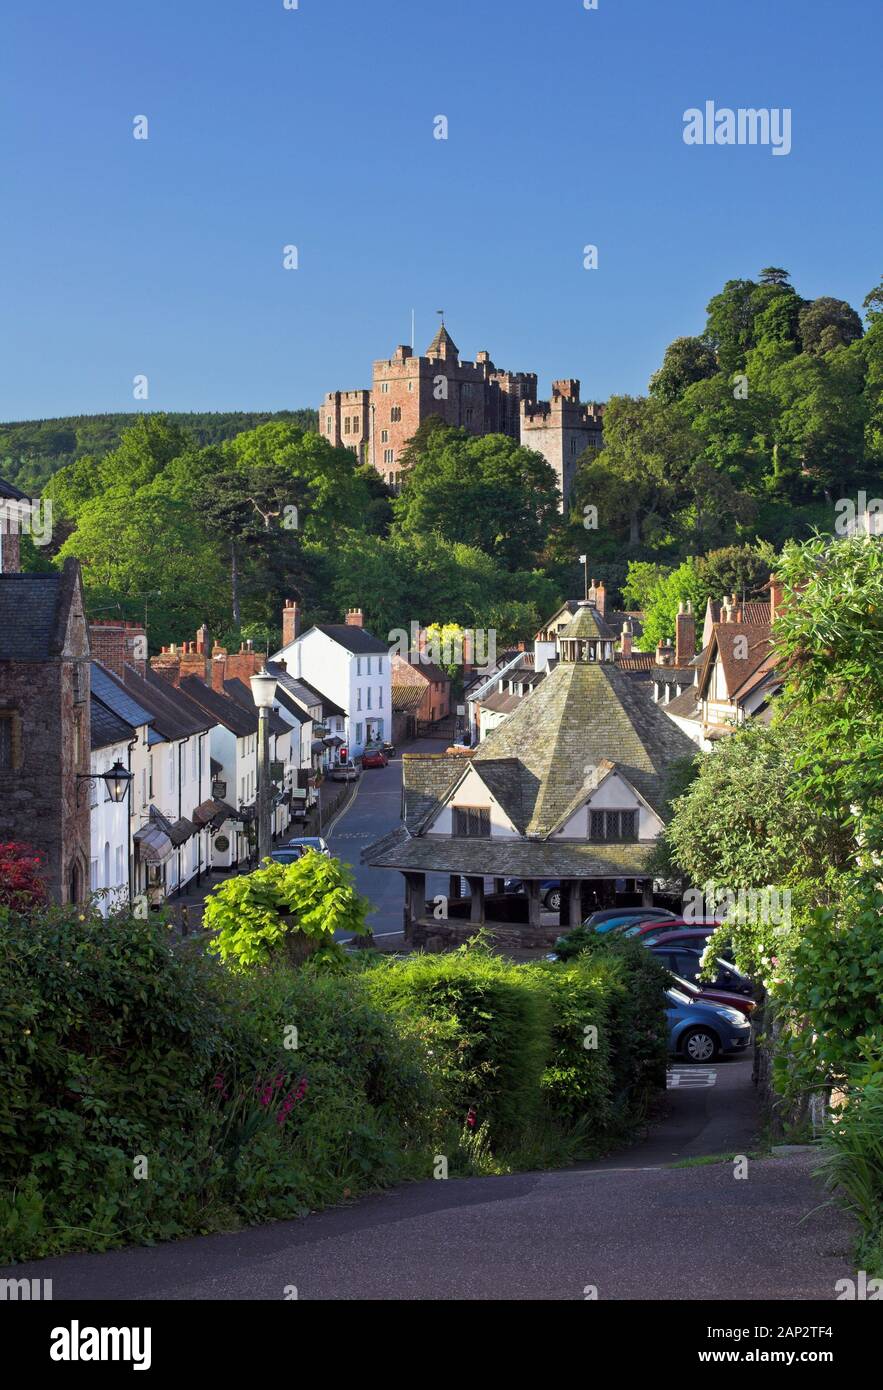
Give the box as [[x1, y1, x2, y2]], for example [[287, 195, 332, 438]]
[[77, 759, 134, 805], [250, 666, 277, 865]]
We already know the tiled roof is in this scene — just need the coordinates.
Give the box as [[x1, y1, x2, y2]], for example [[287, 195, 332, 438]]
[[708, 599, 770, 626], [664, 687, 702, 720], [480, 690, 521, 714], [314, 623, 388, 655], [699, 623, 773, 701], [272, 683, 310, 724], [394, 654, 451, 685], [392, 684, 425, 713]]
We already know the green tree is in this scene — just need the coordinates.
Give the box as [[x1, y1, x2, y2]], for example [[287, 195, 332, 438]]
[[798, 296, 864, 355], [649, 336, 717, 403]]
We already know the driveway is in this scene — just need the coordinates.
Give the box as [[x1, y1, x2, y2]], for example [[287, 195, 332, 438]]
[[4, 1053, 855, 1300]]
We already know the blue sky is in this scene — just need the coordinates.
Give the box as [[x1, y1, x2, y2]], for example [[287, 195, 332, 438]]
[[2, 0, 880, 421]]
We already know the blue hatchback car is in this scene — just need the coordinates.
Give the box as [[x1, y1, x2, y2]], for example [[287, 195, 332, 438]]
[[665, 987, 752, 1063]]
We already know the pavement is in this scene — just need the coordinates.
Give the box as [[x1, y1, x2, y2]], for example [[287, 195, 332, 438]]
[[1, 1053, 856, 1301]]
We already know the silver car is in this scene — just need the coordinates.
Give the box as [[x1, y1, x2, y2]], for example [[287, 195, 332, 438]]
[[329, 759, 361, 782]]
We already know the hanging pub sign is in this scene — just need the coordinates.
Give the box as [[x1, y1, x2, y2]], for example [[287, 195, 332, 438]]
[[212, 778, 227, 800]]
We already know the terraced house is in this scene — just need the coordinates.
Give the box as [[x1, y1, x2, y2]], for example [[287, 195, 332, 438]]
[[365, 598, 696, 947]]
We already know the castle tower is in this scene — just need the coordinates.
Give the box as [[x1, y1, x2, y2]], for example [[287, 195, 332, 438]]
[[519, 380, 604, 513]]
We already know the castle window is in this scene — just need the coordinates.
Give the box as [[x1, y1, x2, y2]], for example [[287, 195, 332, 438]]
[[326, 416, 332, 432], [465, 408, 473, 424], [571, 438, 578, 455], [408, 380, 413, 392], [344, 417, 351, 434], [453, 806, 490, 838], [390, 406, 402, 423], [380, 382, 390, 394], [384, 449, 394, 464], [352, 416, 360, 432], [73, 662, 86, 705], [381, 429, 389, 443]]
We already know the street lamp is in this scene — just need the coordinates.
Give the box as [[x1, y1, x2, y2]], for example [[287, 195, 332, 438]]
[[77, 759, 134, 805], [250, 666, 277, 864]]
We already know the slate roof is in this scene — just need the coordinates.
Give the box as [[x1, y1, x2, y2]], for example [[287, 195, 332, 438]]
[[560, 600, 616, 641], [0, 561, 82, 661], [480, 690, 521, 714], [314, 624, 388, 655], [364, 825, 654, 878], [0, 474, 27, 500], [222, 677, 290, 735], [90, 695, 134, 751], [180, 675, 257, 737], [122, 664, 214, 740], [426, 324, 459, 358], [272, 683, 310, 725], [265, 662, 346, 718], [399, 659, 695, 841], [91, 662, 155, 731], [664, 687, 702, 721], [395, 654, 451, 685]]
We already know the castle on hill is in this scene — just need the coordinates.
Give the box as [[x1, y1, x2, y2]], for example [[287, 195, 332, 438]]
[[318, 322, 603, 510]]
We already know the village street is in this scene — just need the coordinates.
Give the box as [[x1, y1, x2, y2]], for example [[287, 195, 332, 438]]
[[325, 734, 455, 941]]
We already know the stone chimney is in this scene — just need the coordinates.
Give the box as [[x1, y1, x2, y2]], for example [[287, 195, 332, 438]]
[[282, 598, 300, 648], [620, 618, 633, 658], [675, 600, 695, 666], [587, 578, 607, 617], [656, 640, 675, 667], [89, 620, 148, 679], [768, 574, 783, 623], [720, 596, 733, 624], [345, 608, 364, 628]]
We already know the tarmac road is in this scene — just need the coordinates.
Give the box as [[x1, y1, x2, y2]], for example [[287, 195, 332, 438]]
[[2, 1053, 855, 1301]]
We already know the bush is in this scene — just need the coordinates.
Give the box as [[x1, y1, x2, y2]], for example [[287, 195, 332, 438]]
[[0, 908, 669, 1262], [819, 1063, 883, 1279], [363, 943, 550, 1146]]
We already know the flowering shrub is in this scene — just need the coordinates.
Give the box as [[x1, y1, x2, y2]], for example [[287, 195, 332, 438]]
[[0, 841, 47, 913]]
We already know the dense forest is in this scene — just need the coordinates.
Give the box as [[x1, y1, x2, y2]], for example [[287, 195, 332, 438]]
[[0, 410, 318, 494], [6, 268, 882, 654]]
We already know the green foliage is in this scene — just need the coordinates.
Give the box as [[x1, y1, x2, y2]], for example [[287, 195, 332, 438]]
[[204, 852, 370, 973], [391, 423, 560, 570], [820, 1062, 883, 1277]]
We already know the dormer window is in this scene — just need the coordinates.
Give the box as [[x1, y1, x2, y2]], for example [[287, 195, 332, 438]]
[[453, 806, 490, 837], [590, 810, 637, 842]]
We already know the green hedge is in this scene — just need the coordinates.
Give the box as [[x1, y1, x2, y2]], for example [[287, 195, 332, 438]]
[[0, 909, 668, 1263]]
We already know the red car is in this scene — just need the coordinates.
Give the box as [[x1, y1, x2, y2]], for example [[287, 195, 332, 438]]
[[361, 747, 388, 769], [640, 927, 727, 949], [669, 974, 756, 1019]]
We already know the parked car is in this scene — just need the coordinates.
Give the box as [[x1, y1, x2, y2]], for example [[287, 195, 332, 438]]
[[361, 746, 388, 769], [503, 878, 563, 911], [593, 909, 681, 934], [665, 971, 756, 1019], [640, 927, 727, 950], [382, 740, 396, 758], [330, 759, 361, 782], [623, 915, 725, 939], [650, 945, 754, 998], [269, 848, 305, 866], [666, 987, 753, 1062], [583, 906, 679, 930], [284, 836, 330, 856]]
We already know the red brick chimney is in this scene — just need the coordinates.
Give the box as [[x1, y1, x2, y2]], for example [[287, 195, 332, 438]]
[[587, 578, 607, 617], [768, 575, 783, 623], [282, 599, 300, 648], [620, 619, 633, 658], [675, 600, 695, 666], [345, 608, 364, 628], [89, 620, 148, 679]]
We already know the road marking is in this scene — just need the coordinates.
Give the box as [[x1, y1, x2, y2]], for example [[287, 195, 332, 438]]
[[324, 777, 365, 837], [667, 1068, 718, 1088]]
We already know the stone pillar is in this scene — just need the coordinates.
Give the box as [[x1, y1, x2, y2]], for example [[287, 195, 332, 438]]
[[526, 879, 542, 927], [448, 874, 462, 901], [642, 878, 654, 907], [567, 879, 583, 928], [466, 875, 485, 925], [403, 871, 426, 940]]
